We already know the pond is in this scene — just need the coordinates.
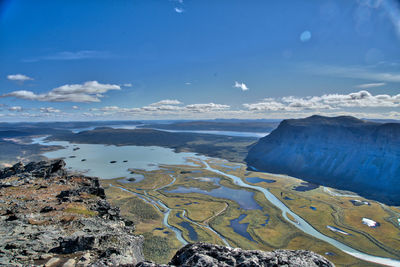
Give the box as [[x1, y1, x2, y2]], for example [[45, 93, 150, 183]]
[[178, 221, 198, 241], [230, 214, 255, 242], [293, 182, 319, 192], [118, 174, 145, 183], [166, 178, 262, 210], [246, 177, 276, 184]]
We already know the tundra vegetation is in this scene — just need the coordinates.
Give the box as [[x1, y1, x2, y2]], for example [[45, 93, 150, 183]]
[[103, 159, 400, 266]]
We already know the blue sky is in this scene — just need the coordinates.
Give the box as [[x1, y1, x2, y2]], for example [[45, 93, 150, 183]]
[[0, 0, 400, 121]]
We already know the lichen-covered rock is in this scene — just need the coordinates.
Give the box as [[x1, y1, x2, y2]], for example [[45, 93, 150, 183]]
[[136, 243, 334, 267], [0, 159, 67, 180], [0, 160, 144, 266]]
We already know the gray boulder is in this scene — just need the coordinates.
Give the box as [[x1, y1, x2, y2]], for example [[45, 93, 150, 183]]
[[136, 242, 334, 267]]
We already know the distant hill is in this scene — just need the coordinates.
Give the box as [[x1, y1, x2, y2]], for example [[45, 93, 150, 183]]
[[139, 120, 279, 132], [50, 128, 256, 162], [245, 115, 400, 205]]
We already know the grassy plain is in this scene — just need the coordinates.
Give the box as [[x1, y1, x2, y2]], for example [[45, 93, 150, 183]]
[[102, 159, 399, 266]]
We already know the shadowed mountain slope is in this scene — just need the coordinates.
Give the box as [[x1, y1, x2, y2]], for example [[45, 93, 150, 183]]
[[246, 115, 400, 205]]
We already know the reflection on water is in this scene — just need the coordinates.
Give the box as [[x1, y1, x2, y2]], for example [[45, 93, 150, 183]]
[[219, 164, 242, 170], [119, 174, 145, 183], [260, 214, 270, 226], [178, 221, 198, 241], [33, 138, 205, 179], [230, 214, 255, 241], [166, 178, 262, 210], [246, 177, 276, 184], [293, 182, 319, 192]]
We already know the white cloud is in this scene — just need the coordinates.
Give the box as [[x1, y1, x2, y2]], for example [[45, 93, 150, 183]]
[[174, 7, 184, 13], [305, 64, 400, 82], [1, 81, 121, 102], [92, 102, 230, 116], [8, 106, 23, 112], [7, 74, 33, 82], [93, 106, 125, 112], [355, 82, 386, 88], [123, 83, 132, 87], [234, 81, 249, 91], [185, 103, 230, 112], [150, 99, 182, 106], [142, 105, 181, 112], [72, 105, 79, 110], [244, 90, 400, 111], [40, 107, 61, 113], [23, 50, 112, 62]]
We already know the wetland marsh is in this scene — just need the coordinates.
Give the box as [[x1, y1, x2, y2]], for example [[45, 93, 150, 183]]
[[34, 137, 400, 266]]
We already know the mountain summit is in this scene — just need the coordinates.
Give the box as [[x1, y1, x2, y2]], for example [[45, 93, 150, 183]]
[[246, 115, 400, 205]]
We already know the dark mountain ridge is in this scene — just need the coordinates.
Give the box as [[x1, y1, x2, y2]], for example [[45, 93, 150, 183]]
[[139, 120, 279, 132], [49, 128, 256, 162], [245, 115, 400, 205]]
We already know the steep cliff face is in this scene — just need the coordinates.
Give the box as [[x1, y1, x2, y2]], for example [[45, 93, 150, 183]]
[[245, 115, 400, 205], [0, 160, 144, 266], [137, 242, 334, 267]]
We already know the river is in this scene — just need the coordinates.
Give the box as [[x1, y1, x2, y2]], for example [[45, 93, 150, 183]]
[[202, 161, 400, 267], [33, 137, 400, 266]]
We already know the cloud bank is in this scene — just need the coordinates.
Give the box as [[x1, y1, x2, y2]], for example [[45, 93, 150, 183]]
[[1, 81, 121, 102], [8, 106, 23, 112], [244, 90, 400, 111], [91, 100, 230, 116], [149, 99, 182, 106]]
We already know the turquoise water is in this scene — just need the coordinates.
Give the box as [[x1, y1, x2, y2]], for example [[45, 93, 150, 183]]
[[33, 138, 205, 179], [204, 161, 400, 266], [32, 137, 400, 266]]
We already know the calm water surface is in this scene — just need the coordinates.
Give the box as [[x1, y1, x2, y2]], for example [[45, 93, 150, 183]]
[[33, 137, 205, 179], [166, 177, 262, 210]]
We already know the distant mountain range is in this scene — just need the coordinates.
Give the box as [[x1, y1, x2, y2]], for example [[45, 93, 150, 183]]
[[50, 128, 256, 162], [245, 115, 400, 205], [139, 121, 279, 132]]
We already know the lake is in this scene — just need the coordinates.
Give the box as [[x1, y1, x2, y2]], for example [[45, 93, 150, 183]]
[[72, 124, 268, 138], [33, 137, 206, 179]]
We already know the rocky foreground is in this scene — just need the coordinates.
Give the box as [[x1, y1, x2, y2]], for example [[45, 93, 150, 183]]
[[0, 160, 334, 267], [0, 160, 143, 266], [137, 243, 334, 267]]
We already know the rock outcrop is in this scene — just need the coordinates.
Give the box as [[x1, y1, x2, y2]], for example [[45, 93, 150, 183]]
[[136, 243, 334, 267], [0, 160, 144, 266], [245, 115, 400, 205]]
